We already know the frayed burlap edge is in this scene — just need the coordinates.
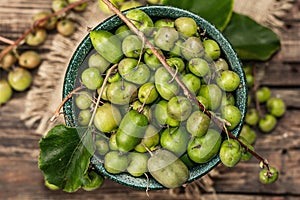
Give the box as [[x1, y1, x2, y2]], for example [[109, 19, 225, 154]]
[[20, 0, 295, 197]]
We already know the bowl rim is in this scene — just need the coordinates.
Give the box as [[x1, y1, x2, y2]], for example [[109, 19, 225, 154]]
[[63, 5, 247, 190]]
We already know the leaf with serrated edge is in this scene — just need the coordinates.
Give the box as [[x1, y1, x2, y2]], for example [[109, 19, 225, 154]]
[[38, 124, 95, 192]]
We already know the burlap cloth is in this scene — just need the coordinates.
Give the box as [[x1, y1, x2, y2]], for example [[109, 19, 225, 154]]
[[19, 0, 295, 197]]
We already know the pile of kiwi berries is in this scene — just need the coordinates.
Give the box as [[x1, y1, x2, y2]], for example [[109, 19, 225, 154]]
[[69, 7, 254, 189], [0, 0, 87, 106]]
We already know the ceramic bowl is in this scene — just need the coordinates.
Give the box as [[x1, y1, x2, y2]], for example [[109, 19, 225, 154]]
[[63, 5, 247, 190]]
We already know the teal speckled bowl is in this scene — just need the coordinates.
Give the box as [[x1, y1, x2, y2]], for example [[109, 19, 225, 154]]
[[63, 5, 247, 190]]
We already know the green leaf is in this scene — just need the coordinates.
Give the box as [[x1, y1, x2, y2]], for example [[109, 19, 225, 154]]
[[223, 13, 281, 61], [162, 0, 234, 31], [38, 124, 95, 192]]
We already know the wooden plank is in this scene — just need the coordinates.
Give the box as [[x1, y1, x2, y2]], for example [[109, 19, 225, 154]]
[[271, 89, 300, 109], [0, 158, 199, 200], [1, 157, 299, 200], [273, 24, 300, 63], [251, 62, 300, 87], [271, 0, 300, 63]]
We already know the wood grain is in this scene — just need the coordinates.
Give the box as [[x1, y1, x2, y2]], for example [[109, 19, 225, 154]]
[[1, 0, 300, 199]]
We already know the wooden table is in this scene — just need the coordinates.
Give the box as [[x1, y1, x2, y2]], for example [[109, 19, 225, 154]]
[[1, 0, 300, 199]]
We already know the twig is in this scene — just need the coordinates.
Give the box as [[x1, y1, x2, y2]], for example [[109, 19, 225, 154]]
[[0, 36, 14, 45], [137, 85, 155, 113], [101, 0, 270, 169], [50, 85, 85, 122], [0, 0, 90, 60], [88, 64, 118, 126]]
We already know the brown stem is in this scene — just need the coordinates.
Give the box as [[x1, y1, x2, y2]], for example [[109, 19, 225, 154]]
[[0, 0, 90, 60], [50, 85, 85, 122], [101, 0, 270, 169], [89, 64, 118, 126], [137, 85, 155, 114], [0, 36, 14, 45], [228, 133, 269, 170]]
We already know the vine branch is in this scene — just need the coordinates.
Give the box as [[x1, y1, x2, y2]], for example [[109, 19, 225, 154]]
[[101, 0, 270, 170], [0, 36, 15, 45], [88, 64, 118, 126], [50, 85, 85, 122]]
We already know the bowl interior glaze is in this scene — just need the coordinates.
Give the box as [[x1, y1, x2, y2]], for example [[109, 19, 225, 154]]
[[63, 5, 247, 190]]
